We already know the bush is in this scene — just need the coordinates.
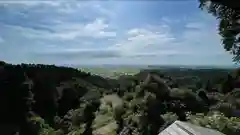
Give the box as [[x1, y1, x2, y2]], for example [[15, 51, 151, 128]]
[[207, 92, 225, 105], [123, 93, 134, 101], [161, 113, 178, 123], [169, 88, 195, 100], [99, 104, 112, 115], [188, 112, 240, 135], [29, 116, 57, 135], [210, 102, 236, 117], [129, 98, 143, 113]]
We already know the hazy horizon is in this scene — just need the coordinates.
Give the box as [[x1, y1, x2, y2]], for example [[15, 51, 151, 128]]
[[73, 64, 239, 69], [1, 60, 238, 69]]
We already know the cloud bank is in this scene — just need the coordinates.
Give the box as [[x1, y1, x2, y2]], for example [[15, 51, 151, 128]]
[[0, 0, 234, 65]]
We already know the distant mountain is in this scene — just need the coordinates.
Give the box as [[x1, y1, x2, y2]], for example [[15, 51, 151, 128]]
[[147, 65, 240, 69], [72, 64, 149, 69], [72, 64, 239, 69]]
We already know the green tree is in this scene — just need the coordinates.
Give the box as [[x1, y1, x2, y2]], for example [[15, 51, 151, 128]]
[[137, 93, 165, 135], [113, 105, 125, 134], [82, 99, 100, 135], [199, 0, 240, 62]]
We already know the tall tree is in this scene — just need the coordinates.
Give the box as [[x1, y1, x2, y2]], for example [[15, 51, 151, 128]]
[[199, 0, 240, 62]]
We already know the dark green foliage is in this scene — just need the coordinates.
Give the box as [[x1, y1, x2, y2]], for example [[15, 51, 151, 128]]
[[211, 102, 236, 117], [118, 68, 240, 135], [135, 85, 145, 98], [136, 93, 165, 135], [117, 88, 125, 97], [196, 90, 210, 106], [199, 0, 240, 62], [1, 60, 240, 135], [0, 61, 111, 134], [166, 100, 187, 121], [146, 97, 165, 134], [57, 87, 80, 117], [82, 99, 100, 135], [0, 64, 36, 135], [221, 74, 235, 93], [113, 105, 125, 134], [207, 92, 225, 105]]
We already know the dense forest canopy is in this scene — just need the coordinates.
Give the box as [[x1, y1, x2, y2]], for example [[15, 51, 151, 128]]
[[0, 61, 240, 135], [0, 1, 240, 135]]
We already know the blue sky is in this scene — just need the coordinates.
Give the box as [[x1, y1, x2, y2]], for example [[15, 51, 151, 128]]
[[0, 0, 235, 66]]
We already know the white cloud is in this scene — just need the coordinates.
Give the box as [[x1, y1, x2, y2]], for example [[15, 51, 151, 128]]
[[107, 17, 229, 60], [109, 26, 178, 56], [57, 3, 77, 14], [1, 24, 48, 41], [2, 14, 229, 63], [0, 1, 61, 7], [93, 4, 115, 17], [10, 18, 116, 40], [37, 48, 120, 57], [0, 37, 4, 43], [185, 22, 206, 29], [181, 20, 223, 54], [48, 18, 116, 40], [0, 0, 234, 65], [87, 18, 108, 30], [161, 17, 180, 24], [30, 24, 191, 59]]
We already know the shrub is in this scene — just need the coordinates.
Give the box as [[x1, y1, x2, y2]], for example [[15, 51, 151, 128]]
[[188, 112, 240, 135], [169, 88, 195, 100], [210, 102, 236, 117], [123, 93, 134, 101], [29, 116, 58, 135]]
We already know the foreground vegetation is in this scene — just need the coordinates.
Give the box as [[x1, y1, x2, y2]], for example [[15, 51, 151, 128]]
[[0, 61, 240, 135]]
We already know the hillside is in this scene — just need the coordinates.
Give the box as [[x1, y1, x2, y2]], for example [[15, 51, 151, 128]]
[[0, 61, 240, 135]]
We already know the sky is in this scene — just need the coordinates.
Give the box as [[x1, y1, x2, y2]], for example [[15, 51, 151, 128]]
[[0, 0, 236, 66]]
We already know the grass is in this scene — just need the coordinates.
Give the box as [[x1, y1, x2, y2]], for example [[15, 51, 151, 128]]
[[93, 113, 114, 129], [93, 122, 117, 135]]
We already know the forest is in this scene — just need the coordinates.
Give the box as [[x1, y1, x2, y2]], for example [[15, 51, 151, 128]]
[[0, 0, 240, 135], [0, 60, 240, 135]]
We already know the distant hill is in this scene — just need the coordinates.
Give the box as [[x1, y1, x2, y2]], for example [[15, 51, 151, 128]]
[[72, 64, 239, 70], [1, 61, 240, 135]]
